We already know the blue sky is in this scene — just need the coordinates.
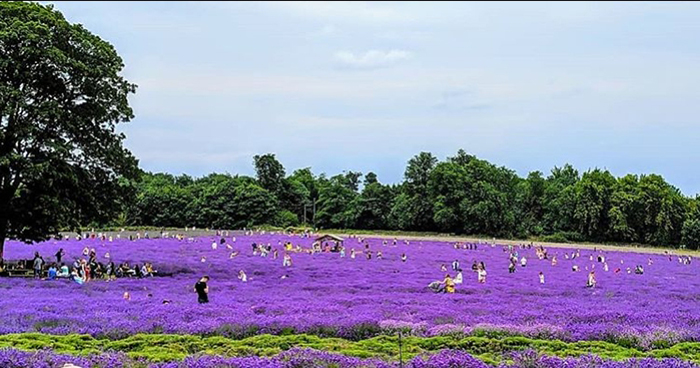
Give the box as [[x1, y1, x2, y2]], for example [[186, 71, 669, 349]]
[[49, 2, 700, 194]]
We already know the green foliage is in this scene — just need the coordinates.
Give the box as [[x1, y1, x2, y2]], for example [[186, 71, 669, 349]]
[[0, 333, 698, 363], [0, 2, 140, 259], [68, 147, 697, 250], [275, 210, 300, 227], [682, 218, 700, 250], [254, 154, 286, 196], [539, 231, 583, 243]]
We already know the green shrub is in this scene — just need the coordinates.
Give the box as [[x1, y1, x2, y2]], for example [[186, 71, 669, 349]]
[[275, 210, 299, 227], [0, 332, 698, 364], [540, 233, 569, 243]]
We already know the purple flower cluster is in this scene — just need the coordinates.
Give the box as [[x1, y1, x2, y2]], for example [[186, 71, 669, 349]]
[[0, 348, 697, 368], [2, 234, 699, 344]]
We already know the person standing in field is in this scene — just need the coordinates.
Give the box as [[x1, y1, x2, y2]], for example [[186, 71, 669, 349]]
[[55, 248, 65, 264], [539, 272, 545, 284], [477, 266, 487, 284], [283, 253, 292, 267], [33, 252, 44, 278], [195, 276, 210, 304]]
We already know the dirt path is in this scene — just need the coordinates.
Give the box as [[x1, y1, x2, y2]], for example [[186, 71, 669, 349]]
[[335, 232, 699, 256], [61, 229, 698, 256]]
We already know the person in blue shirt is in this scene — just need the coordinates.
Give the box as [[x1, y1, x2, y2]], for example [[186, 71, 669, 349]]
[[47, 264, 57, 280]]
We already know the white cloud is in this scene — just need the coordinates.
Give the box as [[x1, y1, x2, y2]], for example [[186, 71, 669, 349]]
[[334, 49, 412, 69]]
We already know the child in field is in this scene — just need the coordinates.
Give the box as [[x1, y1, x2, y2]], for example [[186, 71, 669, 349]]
[[238, 270, 247, 282], [477, 267, 487, 283], [47, 264, 57, 280], [587, 271, 596, 288], [283, 253, 292, 267], [401, 253, 407, 262], [520, 257, 527, 267], [350, 249, 356, 259], [539, 272, 545, 284]]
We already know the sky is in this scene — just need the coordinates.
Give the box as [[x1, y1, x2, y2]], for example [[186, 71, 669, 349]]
[[47, 1, 700, 195]]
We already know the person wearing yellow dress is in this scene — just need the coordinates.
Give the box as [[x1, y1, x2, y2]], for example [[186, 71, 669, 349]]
[[443, 274, 455, 293]]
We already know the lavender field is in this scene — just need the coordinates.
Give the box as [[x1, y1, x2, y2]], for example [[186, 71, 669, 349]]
[[2, 232, 699, 348], [1, 348, 699, 368]]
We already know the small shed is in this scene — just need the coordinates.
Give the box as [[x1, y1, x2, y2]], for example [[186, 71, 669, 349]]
[[314, 234, 344, 252]]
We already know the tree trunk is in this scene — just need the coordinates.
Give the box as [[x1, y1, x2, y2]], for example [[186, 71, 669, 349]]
[[0, 215, 7, 261], [0, 224, 5, 262]]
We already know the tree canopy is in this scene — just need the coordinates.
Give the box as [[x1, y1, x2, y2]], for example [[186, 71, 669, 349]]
[[119, 149, 699, 250], [0, 2, 139, 259]]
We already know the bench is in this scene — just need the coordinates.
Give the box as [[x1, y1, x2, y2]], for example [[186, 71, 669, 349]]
[[0, 269, 35, 277], [0, 259, 48, 278]]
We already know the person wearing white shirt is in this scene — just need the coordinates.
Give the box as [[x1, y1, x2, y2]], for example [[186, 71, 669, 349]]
[[454, 270, 463, 285]]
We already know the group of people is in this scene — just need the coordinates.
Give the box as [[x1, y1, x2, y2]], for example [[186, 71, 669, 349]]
[[188, 230, 696, 303], [29, 248, 157, 285], [432, 259, 488, 293], [432, 242, 616, 293]]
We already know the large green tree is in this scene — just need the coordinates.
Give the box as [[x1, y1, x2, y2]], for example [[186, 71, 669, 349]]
[[0, 3, 139, 259], [397, 152, 437, 231], [253, 154, 285, 196]]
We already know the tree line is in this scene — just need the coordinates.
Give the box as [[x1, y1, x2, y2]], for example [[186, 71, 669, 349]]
[[121, 151, 700, 250]]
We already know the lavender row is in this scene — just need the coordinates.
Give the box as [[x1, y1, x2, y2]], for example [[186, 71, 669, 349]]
[[0, 348, 698, 368]]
